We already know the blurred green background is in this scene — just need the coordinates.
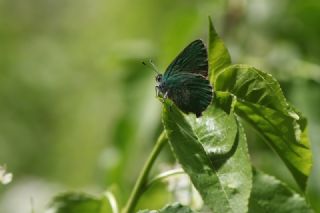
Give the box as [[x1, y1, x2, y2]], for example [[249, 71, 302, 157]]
[[0, 0, 320, 212]]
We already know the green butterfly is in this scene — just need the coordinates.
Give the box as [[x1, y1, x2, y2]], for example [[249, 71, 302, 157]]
[[155, 39, 213, 117]]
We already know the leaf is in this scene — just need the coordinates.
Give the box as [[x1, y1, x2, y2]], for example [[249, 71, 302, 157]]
[[208, 17, 231, 83], [249, 169, 314, 213], [188, 105, 252, 213], [215, 64, 290, 115], [212, 91, 235, 115], [186, 103, 238, 158], [215, 64, 312, 191], [138, 203, 195, 213], [235, 101, 312, 189], [162, 100, 252, 213], [48, 192, 109, 213]]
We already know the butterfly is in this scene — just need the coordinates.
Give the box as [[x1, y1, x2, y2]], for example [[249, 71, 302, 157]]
[[155, 39, 213, 117]]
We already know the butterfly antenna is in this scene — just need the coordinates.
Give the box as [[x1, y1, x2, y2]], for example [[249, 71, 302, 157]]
[[149, 59, 160, 74], [142, 60, 160, 74]]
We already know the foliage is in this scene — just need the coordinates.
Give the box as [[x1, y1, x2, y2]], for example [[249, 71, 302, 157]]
[[162, 102, 251, 213], [249, 169, 313, 213], [46, 18, 314, 213], [215, 64, 312, 190], [138, 203, 195, 213], [49, 193, 110, 213]]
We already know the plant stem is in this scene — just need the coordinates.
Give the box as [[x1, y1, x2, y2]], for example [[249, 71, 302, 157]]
[[104, 190, 119, 213], [143, 168, 185, 193], [122, 131, 168, 213]]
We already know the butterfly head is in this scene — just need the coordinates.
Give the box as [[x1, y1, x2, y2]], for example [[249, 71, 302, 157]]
[[155, 74, 163, 83]]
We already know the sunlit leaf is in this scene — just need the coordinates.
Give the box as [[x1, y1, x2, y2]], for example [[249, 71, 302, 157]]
[[215, 64, 312, 191], [138, 202, 195, 213], [187, 105, 252, 212], [208, 17, 231, 83], [186, 103, 238, 156], [162, 101, 252, 213], [215, 64, 290, 114], [249, 169, 314, 213], [48, 192, 109, 213]]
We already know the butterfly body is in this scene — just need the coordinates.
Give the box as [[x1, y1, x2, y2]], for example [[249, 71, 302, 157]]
[[156, 40, 213, 117]]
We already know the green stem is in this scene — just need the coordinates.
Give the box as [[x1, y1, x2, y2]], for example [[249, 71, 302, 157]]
[[143, 168, 185, 193], [122, 131, 168, 213], [104, 190, 119, 213]]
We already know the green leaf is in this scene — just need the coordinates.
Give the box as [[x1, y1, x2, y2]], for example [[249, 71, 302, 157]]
[[48, 192, 109, 213], [215, 64, 312, 191], [249, 169, 314, 213], [162, 100, 252, 213], [138, 203, 195, 213], [187, 105, 252, 212], [215, 64, 290, 115], [208, 17, 231, 83], [212, 91, 235, 115], [235, 101, 311, 189], [186, 103, 238, 158]]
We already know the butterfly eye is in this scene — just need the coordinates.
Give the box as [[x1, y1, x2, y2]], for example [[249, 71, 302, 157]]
[[156, 74, 162, 82]]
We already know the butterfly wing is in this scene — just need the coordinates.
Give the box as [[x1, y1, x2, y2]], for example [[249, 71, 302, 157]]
[[163, 39, 208, 79], [165, 73, 213, 117]]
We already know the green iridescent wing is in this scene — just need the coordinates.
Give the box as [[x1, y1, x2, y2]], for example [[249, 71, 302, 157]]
[[165, 73, 212, 117], [163, 39, 208, 79]]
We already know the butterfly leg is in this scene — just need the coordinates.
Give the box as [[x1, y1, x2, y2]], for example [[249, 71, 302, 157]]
[[156, 86, 165, 103], [160, 91, 168, 103], [163, 91, 174, 111], [164, 91, 168, 99], [155, 86, 159, 97], [156, 86, 166, 103]]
